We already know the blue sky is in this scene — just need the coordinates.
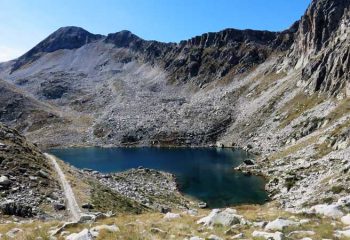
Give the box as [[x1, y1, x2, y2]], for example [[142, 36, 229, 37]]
[[0, 0, 310, 62]]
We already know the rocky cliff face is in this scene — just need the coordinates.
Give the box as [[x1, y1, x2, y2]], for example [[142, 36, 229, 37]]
[[103, 27, 296, 86], [159, 28, 295, 86], [284, 0, 350, 95]]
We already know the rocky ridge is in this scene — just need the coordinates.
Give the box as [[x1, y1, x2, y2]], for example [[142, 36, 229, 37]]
[[282, 0, 350, 95]]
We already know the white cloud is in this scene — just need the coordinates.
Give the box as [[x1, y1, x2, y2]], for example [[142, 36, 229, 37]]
[[0, 46, 25, 62]]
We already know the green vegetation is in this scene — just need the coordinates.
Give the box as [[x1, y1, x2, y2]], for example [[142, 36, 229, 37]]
[[279, 93, 325, 129], [89, 181, 147, 214], [326, 98, 350, 123], [330, 185, 345, 194], [252, 71, 287, 97], [269, 135, 318, 161]]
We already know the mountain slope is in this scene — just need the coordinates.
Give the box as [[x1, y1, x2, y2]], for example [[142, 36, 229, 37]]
[[0, 25, 295, 148], [0, 123, 63, 218]]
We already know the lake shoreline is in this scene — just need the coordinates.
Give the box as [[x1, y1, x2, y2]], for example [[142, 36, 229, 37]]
[[49, 147, 268, 208]]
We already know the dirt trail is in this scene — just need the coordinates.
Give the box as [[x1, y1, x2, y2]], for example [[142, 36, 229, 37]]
[[45, 153, 81, 221]]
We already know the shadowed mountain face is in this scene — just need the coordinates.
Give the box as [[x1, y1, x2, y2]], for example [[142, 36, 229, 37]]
[[0, 79, 60, 131], [0, 0, 348, 150]]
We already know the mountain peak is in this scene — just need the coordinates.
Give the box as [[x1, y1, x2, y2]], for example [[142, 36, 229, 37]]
[[104, 30, 144, 48], [11, 26, 104, 72]]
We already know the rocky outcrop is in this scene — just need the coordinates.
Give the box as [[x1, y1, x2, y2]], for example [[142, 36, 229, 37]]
[[159, 28, 296, 85], [0, 123, 63, 217], [285, 0, 350, 95], [82, 167, 191, 212]]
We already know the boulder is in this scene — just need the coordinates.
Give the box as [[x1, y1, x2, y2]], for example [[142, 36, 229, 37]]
[[164, 212, 181, 220], [341, 214, 350, 225], [0, 176, 11, 186], [159, 206, 171, 213], [49, 222, 79, 236], [207, 234, 223, 240], [37, 170, 49, 179], [265, 218, 298, 231], [90, 224, 119, 238], [231, 233, 244, 239], [150, 228, 166, 234], [189, 237, 204, 240], [0, 200, 33, 217], [79, 214, 96, 223], [338, 195, 350, 207], [287, 230, 315, 238], [198, 202, 207, 208], [81, 203, 94, 209], [197, 208, 245, 227], [6, 228, 23, 238], [310, 204, 344, 218], [184, 209, 198, 216], [53, 203, 66, 211], [243, 159, 255, 166], [252, 231, 284, 240], [66, 229, 92, 240], [335, 229, 350, 238]]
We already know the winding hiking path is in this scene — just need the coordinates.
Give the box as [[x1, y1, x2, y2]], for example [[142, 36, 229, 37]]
[[45, 153, 81, 221]]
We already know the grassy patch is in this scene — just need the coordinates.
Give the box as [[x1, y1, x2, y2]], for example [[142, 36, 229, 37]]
[[89, 181, 147, 214], [0, 204, 344, 240], [269, 135, 318, 161], [279, 93, 325, 128], [326, 98, 350, 123], [330, 185, 345, 194], [251, 71, 287, 97]]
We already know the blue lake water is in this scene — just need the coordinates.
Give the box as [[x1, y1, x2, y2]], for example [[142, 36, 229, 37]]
[[49, 147, 268, 208]]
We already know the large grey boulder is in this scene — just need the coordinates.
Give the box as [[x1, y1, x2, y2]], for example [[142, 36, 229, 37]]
[[90, 224, 119, 238], [78, 214, 96, 223], [163, 212, 181, 220], [309, 204, 344, 218], [335, 229, 350, 238], [197, 208, 246, 227], [341, 214, 350, 225], [252, 231, 284, 240], [66, 229, 92, 240], [189, 237, 204, 240], [48, 222, 79, 236], [6, 228, 23, 239], [207, 234, 223, 240], [0, 175, 11, 186], [265, 218, 298, 231]]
